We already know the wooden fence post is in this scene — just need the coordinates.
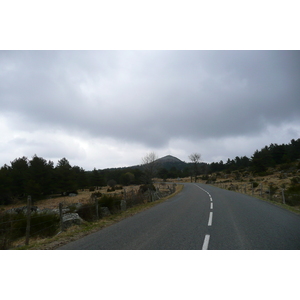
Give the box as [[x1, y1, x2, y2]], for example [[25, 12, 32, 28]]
[[260, 183, 263, 197], [121, 200, 127, 211], [25, 195, 32, 246], [148, 189, 152, 202], [95, 196, 99, 220], [281, 189, 286, 205], [59, 203, 64, 232]]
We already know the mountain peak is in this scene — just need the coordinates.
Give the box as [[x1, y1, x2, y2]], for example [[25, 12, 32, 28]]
[[153, 155, 186, 170], [156, 155, 183, 163]]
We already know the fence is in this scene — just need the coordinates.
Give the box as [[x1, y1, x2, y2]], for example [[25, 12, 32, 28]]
[[0, 183, 177, 249], [211, 181, 300, 206], [0, 196, 61, 249]]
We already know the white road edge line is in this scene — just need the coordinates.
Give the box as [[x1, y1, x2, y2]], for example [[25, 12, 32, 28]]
[[202, 234, 210, 250], [194, 184, 213, 201], [210, 202, 213, 209], [208, 212, 213, 226]]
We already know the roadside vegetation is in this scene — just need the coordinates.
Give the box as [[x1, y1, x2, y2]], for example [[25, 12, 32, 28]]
[[1, 138, 300, 249], [196, 161, 300, 214], [1, 183, 183, 250], [193, 139, 300, 212]]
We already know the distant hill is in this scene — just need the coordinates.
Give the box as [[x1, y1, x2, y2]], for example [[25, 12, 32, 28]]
[[155, 155, 184, 164], [154, 155, 188, 170], [99, 155, 188, 172]]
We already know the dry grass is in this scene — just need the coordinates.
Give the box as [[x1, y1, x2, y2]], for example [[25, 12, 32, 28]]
[[165, 170, 300, 213], [1, 183, 179, 213], [12, 183, 184, 250], [205, 169, 300, 213]]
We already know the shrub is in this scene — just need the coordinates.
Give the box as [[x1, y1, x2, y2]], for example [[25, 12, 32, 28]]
[[77, 203, 97, 222], [125, 192, 145, 208], [91, 191, 102, 198], [209, 176, 217, 182], [29, 212, 60, 237], [290, 177, 300, 185], [269, 185, 278, 196], [0, 211, 59, 249], [0, 213, 25, 249], [0, 193, 13, 206], [98, 194, 122, 213], [107, 179, 117, 188], [279, 163, 293, 171], [232, 171, 241, 180], [252, 182, 259, 188], [77, 194, 123, 221], [138, 184, 156, 194], [285, 194, 300, 206], [285, 184, 300, 206]]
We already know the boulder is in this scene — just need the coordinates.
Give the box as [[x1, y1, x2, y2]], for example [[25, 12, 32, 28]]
[[6, 206, 40, 214], [62, 213, 83, 230], [40, 208, 70, 214], [100, 207, 111, 217], [67, 203, 83, 212]]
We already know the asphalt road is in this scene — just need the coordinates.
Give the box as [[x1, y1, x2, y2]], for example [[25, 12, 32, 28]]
[[58, 183, 300, 250]]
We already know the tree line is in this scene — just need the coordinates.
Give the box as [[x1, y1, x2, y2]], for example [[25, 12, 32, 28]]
[[0, 154, 152, 205], [0, 156, 87, 205], [207, 138, 300, 174], [0, 151, 194, 205], [1, 138, 299, 205]]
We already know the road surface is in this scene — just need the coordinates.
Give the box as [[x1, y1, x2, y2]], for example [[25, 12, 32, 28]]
[[58, 183, 300, 250]]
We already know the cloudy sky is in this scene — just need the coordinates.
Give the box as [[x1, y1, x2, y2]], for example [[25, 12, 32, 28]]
[[1, 50, 299, 170]]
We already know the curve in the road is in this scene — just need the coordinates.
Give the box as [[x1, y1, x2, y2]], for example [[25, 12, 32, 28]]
[[194, 184, 213, 250], [57, 183, 300, 250]]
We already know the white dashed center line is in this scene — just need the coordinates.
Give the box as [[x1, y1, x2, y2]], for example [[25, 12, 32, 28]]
[[202, 234, 210, 250], [195, 184, 214, 250], [208, 212, 213, 226]]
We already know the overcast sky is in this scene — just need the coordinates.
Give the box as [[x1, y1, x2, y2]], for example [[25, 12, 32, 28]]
[[1, 50, 300, 170]]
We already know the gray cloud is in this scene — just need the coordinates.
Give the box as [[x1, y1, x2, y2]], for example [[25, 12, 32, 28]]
[[1, 50, 300, 169]]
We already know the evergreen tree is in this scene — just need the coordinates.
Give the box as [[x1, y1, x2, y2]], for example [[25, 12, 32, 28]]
[[0, 165, 13, 204], [55, 158, 77, 194], [10, 157, 29, 198], [27, 155, 54, 198]]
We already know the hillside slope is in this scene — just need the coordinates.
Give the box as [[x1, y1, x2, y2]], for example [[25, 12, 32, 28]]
[[154, 155, 188, 170]]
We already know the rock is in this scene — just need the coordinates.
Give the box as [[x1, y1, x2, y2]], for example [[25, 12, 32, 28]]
[[67, 203, 83, 212], [100, 207, 111, 217], [40, 208, 70, 214], [5, 208, 17, 214], [6, 206, 40, 214], [120, 200, 126, 211], [62, 213, 83, 230]]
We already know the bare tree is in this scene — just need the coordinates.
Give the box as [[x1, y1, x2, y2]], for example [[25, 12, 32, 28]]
[[189, 153, 201, 182], [141, 152, 158, 184]]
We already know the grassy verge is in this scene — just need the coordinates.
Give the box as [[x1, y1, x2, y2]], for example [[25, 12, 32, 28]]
[[210, 184, 300, 215], [13, 184, 184, 250], [252, 195, 300, 215]]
